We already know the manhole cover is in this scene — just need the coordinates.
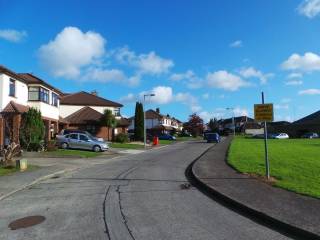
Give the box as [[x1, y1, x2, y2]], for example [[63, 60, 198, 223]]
[[8, 216, 45, 230]]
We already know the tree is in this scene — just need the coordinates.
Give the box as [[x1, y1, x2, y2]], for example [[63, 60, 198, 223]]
[[20, 107, 45, 151], [100, 109, 117, 141], [134, 102, 144, 141], [208, 118, 219, 132], [184, 113, 204, 137]]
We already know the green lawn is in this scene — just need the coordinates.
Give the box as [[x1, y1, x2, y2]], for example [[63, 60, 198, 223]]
[[228, 136, 320, 198], [45, 149, 102, 158], [176, 136, 202, 141], [0, 165, 40, 176], [0, 166, 18, 176], [110, 143, 145, 149]]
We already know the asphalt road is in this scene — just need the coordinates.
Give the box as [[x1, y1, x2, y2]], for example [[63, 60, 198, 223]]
[[0, 141, 291, 240]]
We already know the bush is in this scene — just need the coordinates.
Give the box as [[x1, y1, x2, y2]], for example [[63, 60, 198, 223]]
[[46, 140, 58, 152], [114, 133, 129, 143]]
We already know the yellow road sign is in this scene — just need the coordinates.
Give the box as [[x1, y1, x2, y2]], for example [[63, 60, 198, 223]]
[[254, 104, 274, 122]]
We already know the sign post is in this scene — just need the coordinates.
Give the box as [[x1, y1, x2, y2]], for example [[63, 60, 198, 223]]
[[254, 92, 273, 179]]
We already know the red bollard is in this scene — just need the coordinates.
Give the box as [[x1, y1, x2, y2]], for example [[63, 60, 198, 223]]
[[153, 136, 159, 146]]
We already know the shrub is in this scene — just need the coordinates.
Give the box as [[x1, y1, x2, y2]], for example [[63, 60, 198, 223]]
[[115, 133, 129, 143], [46, 140, 58, 152], [20, 107, 45, 151]]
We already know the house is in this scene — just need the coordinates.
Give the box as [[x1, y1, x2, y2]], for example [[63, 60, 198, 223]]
[[60, 91, 129, 140], [0, 65, 129, 149], [0, 65, 63, 149], [241, 122, 264, 135], [218, 116, 254, 132], [128, 108, 183, 135], [268, 111, 320, 137]]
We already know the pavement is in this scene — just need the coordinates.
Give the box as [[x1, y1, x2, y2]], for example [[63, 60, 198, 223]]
[[0, 140, 291, 240], [191, 137, 320, 240], [0, 147, 145, 201]]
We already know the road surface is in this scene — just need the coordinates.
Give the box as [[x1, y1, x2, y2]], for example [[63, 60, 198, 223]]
[[0, 141, 291, 240]]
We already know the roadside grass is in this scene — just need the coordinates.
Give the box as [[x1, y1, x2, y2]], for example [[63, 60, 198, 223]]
[[45, 149, 101, 158], [228, 136, 320, 198], [0, 165, 40, 176], [159, 140, 174, 145], [176, 136, 202, 141], [110, 143, 145, 149]]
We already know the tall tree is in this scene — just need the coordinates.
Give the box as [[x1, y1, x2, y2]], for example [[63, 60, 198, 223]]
[[184, 113, 204, 137], [20, 107, 45, 151], [134, 102, 144, 141], [208, 118, 219, 132], [100, 109, 117, 141]]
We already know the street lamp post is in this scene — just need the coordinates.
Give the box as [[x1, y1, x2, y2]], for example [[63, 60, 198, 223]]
[[143, 93, 155, 149], [226, 107, 235, 137]]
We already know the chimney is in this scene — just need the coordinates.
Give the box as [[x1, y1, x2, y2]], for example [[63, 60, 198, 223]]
[[156, 108, 160, 113], [91, 90, 98, 96]]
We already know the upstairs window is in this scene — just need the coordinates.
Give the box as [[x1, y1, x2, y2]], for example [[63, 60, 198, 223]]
[[40, 88, 49, 103], [114, 108, 121, 116], [9, 79, 15, 97], [28, 87, 40, 101], [51, 93, 59, 107]]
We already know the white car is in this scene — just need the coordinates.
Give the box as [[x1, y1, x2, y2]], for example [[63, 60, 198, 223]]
[[273, 133, 289, 139]]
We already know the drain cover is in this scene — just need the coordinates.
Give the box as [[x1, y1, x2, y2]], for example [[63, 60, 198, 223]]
[[9, 216, 45, 230]]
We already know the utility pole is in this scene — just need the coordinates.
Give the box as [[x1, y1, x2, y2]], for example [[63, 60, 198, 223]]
[[143, 94, 155, 149], [262, 92, 270, 179], [226, 107, 235, 137]]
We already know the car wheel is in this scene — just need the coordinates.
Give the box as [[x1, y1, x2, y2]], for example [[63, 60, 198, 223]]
[[61, 142, 68, 149], [93, 145, 101, 152]]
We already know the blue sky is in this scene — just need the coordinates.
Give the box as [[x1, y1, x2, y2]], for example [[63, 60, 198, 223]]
[[1, 0, 320, 122]]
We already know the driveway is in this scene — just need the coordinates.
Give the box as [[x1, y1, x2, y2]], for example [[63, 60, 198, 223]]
[[0, 141, 290, 240]]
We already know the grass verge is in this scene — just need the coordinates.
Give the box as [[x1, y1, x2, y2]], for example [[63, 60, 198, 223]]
[[228, 136, 320, 198], [0, 165, 40, 176], [45, 149, 101, 158], [110, 143, 145, 149]]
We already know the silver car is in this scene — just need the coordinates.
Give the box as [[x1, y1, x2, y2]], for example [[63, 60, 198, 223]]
[[57, 133, 109, 152]]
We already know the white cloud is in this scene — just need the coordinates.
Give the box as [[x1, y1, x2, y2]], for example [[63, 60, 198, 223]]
[[287, 72, 303, 79], [119, 93, 137, 103], [298, 88, 320, 95], [115, 46, 174, 75], [202, 93, 210, 99], [207, 70, 250, 91], [229, 40, 243, 48], [298, 0, 320, 18], [239, 67, 273, 84], [170, 70, 203, 89], [233, 107, 249, 116], [175, 92, 201, 112], [285, 80, 303, 86], [281, 52, 320, 72], [140, 86, 173, 104], [170, 70, 194, 81], [38, 26, 106, 78], [0, 29, 27, 42], [275, 104, 289, 110], [81, 68, 126, 83]]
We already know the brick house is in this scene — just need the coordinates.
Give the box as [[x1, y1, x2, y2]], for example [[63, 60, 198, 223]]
[[60, 91, 129, 141], [128, 108, 183, 135], [0, 65, 63, 149], [0, 65, 129, 149]]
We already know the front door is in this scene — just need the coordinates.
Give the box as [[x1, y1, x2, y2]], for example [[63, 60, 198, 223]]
[[68, 133, 79, 148]]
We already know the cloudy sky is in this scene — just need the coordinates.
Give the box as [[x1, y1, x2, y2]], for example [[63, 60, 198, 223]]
[[1, 0, 320, 122]]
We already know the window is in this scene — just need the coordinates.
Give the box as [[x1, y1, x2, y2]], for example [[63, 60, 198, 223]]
[[79, 134, 89, 141], [51, 93, 59, 107], [69, 134, 78, 140], [40, 88, 49, 103], [114, 108, 120, 116], [9, 79, 15, 97], [28, 87, 40, 101]]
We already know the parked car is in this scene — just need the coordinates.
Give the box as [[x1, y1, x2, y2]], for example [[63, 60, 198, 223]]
[[56, 133, 109, 152], [158, 134, 176, 140], [272, 133, 289, 139], [206, 133, 221, 143], [60, 129, 104, 141], [301, 133, 319, 139]]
